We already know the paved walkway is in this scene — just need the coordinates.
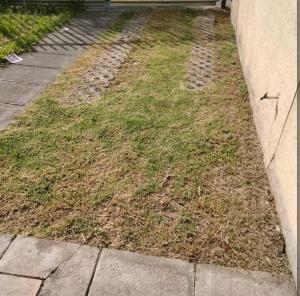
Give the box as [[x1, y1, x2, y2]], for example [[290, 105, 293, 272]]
[[0, 9, 123, 131], [0, 234, 296, 296]]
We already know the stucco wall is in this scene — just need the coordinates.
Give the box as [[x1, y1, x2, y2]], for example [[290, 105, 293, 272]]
[[231, 0, 297, 281]]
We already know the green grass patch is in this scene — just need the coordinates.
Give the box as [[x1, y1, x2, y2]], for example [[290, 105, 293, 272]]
[[0, 9, 289, 275]]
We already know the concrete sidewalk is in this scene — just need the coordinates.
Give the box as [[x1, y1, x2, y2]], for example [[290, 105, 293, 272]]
[[0, 9, 121, 131], [0, 234, 296, 296]]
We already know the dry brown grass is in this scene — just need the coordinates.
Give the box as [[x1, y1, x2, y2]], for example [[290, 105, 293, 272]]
[[0, 9, 290, 276]]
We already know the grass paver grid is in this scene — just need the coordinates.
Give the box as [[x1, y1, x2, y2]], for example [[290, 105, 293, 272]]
[[0, 9, 289, 276], [64, 13, 150, 104], [187, 14, 216, 91]]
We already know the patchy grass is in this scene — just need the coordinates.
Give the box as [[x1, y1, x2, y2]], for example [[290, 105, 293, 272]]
[[0, 7, 77, 62], [0, 9, 289, 275]]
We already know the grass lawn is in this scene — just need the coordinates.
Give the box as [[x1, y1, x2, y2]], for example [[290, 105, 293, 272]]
[[0, 7, 76, 62], [0, 9, 290, 275]]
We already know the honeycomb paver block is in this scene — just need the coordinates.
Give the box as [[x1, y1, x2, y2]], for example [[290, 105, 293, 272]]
[[187, 15, 216, 91], [64, 14, 149, 105]]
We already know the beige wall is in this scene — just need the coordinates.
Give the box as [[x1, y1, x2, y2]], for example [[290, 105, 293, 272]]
[[231, 0, 297, 281]]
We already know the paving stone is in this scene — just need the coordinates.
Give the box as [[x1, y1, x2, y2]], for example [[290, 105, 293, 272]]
[[88, 248, 194, 296], [33, 43, 87, 54], [19, 52, 76, 69], [44, 31, 95, 44], [39, 33, 96, 49], [0, 234, 14, 258], [195, 264, 296, 296], [0, 274, 41, 296], [39, 245, 99, 296], [33, 13, 116, 55], [0, 81, 45, 105], [0, 236, 80, 278], [63, 14, 149, 105], [0, 103, 24, 131], [61, 22, 110, 38], [0, 65, 58, 84], [187, 15, 216, 91]]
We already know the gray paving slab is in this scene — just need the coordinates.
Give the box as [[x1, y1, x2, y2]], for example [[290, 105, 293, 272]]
[[41, 31, 99, 46], [32, 13, 115, 54], [0, 64, 59, 84], [88, 248, 194, 296], [0, 103, 24, 131], [0, 236, 80, 279], [0, 81, 45, 105], [195, 264, 296, 296], [19, 10, 120, 61], [39, 245, 99, 296], [0, 234, 14, 258], [0, 274, 41, 296], [60, 24, 107, 38], [19, 52, 76, 69], [33, 41, 89, 54]]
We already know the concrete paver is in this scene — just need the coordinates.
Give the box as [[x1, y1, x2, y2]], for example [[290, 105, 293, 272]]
[[0, 235, 296, 295], [195, 264, 296, 296], [39, 245, 99, 296], [33, 43, 88, 55], [0, 274, 41, 296], [0, 81, 45, 105], [33, 12, 116, 54], [88, 248, 194, 296], [18, 52, 76, 69], [0, 103, 24, 131], [0, 234, 14, 258], [0, 65, 59, 84], [42, 31, 100, 46], [0, 236, 79, 279]]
